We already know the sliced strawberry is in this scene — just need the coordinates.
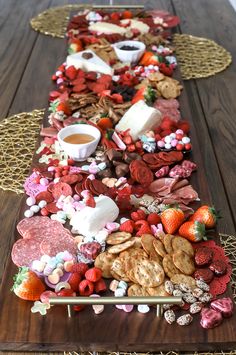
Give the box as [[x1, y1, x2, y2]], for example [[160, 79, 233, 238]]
[[65, 66, 78, 80]]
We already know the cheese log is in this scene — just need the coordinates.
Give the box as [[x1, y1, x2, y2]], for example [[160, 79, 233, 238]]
[[70, 196, 119, 237], [88, 22, 126, 35], [66, 49, 114, 76], [115, 100, 162, 141]]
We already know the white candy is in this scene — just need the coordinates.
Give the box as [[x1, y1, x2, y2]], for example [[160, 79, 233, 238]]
[[164, 143, 172, 150], [38, 200, 47, 208], [182, 136, 190, 144], [40, 178, 49, 186], [118, 281, 128, 290], [169, 133, 176, 139], [24, 209, 34, 218], [57, 211, 67, 220], [164, 136, 172, 143], [83, 236, 95, 243], [55, 282, 71, 293], [176, 129, 184, 135], [54, 177, 60, 183], [120, 217, 129, 224], [26, 196, 36, 206], [137, 304, 150, 313], [41, 254, 51, 263], [95, 230, 109, 243], [114, 288, 126, 297], [30, 205, 40, 213], [31, 260, 46, 273]]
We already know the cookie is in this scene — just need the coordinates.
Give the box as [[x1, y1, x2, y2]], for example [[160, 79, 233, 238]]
[[163, 254, 180, 278], [171, 274, 196, 290], [153, 239, 167, 258], [163, 234, 175, 254], [94, 251, 116, 278], [106, 231, 131, 245], [134, 259, 165, 288], [141, 234, 156, 255], [107, 239, 136, 254], [128, 284, 149, 297], [172, 236, 194, 257], [173, 250, 195, 276]]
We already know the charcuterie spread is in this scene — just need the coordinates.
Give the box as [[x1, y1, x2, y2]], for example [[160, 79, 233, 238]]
[[11, 7, 234, 332]]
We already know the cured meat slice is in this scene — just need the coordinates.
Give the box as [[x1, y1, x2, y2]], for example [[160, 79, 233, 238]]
[[11, 238, 42, 267], [149, 178, 178, 195], [40, 236, 77, 257], [17, 216, 52, 236], [170, 185, 198, 204]]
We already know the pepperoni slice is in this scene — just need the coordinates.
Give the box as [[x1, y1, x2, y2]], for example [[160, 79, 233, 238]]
[[35, 191, 54, 203], [45, 202, 60, 214], [90, 179, 108, 195], [74, 182, 83, 195], [60, 174, 79, 185], [51, 182, 73, 199], [130, 160, 154, 186], [11, 238, 42, 267]]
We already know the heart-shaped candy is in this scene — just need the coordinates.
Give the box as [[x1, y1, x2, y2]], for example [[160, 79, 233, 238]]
[[211, 297, 234, 318], [200, 307, 223, 329]]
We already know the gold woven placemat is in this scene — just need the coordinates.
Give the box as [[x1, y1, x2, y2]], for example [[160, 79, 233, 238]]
[[0, 109, 44, 194], [173, 34, 232, 80], [30, 4, 90, 38]]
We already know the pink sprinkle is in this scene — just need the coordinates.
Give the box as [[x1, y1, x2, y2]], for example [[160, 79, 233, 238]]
[[87, 174, 95, 180], [88, 168, 98, 174], [151, 225, 158, 235], [157, 140, 165, 148], [171, 139, 178, 147], [73, 194, 80, 201], [157, 223, 163, 231], [48, 166, 55, 172]]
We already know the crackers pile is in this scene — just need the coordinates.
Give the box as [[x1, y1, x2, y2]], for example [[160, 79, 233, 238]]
[[148, 72, 183, 99], [95, 232, 196, 296]]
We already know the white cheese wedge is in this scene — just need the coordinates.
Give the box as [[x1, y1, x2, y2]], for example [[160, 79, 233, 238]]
[[115, 100, 162, 141], [66, 49, 114, 75], [88, 22, 127, 35], [70, 196, 119, 237], [120, 19, 150, 34]]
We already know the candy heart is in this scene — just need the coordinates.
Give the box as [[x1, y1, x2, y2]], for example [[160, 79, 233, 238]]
[[211, 297, 234, 318], [64, 260, 74, 272], [52, 268, 64, 277], [122, 305, 134, 313], [48, 273, 60, 285], [200, 307, 223, 329]]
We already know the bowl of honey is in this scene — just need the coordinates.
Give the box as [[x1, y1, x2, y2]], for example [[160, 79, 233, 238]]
[[57, 124, 101, 161]]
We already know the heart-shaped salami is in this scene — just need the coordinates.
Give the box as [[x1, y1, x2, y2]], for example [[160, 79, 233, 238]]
[[200, 307, 223, 329], [211, 298, 234, 318]]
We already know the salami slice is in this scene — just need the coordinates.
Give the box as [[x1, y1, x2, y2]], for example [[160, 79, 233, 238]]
[[11, 238, 42, 267], [17, 216, 65, 239], [51, 182, 73, 199], [45, 202, 60, 214], [17, 216, 51, 236], [40, 236, 77, 257], [60, 174, 79, 185], [35, 191, 54, 203], [90, 179, 108, 195]]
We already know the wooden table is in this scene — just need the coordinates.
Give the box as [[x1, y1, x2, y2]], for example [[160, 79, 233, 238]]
[[0, 0, 236, 352]]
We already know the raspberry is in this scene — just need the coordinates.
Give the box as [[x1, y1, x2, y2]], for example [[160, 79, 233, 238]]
[[68, 272, 81, 292], [74, 305, 86, 312], [94, 278, 107, 293], [79, 279, 94, 296], [65, 65, 77, 80], [71, 263, 89, 276], [85, 195, 96, 208], [85, 267, 102, 283], [134, 219, 149, 231], [120, 220, 134, 233], [136, 224, 152, 236], [147, 213, 161, 225], [131, 209, 146, 221]]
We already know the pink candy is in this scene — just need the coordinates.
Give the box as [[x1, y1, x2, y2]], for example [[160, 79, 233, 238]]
[[115, 304, 134, 313], [106, 222, 120, 232], [40, 290, 57, 303], [210, 298, 234, 318], [200, 308, 223, 329]]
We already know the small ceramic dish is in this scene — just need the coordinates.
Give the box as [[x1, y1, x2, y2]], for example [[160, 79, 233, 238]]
[[57, 124, 101, 161], [113, 40, 146, 64]]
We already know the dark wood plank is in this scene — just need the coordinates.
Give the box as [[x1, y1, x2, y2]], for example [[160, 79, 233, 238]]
[[172, 0, 236, 228], [0, 0, 52, 118]]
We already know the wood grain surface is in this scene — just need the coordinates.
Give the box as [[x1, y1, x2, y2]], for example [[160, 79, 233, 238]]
[[0, 0, 235, 352]]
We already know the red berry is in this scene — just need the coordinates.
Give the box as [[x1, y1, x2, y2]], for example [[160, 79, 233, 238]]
[[136, 209, 146, 220], [119, 220, 134, 233], [54, 172, 61, 178], [160, 129, 172, 137], [178, 121, 190, 134], [147, 213, 161, 225], [184, 143, 192, 150], [110, 12, 120, 21], [63, 165, 70, 171], [136, 225, 152, 236], [56, 289, 75, 297], [85, 267, 102, 283], [41, 207, 49, 216], [94, 278, 107, 293], [71, 263, 89, 276], [176, 133, 183, 140], [176, 143, 184, 151], [68, 272, 81, 292], [68, 158, 75, 165], [61, 170, 69, 176], [134, 219, 149, 231], [74, 305, 86, 312], [79, 279, 94, 296]]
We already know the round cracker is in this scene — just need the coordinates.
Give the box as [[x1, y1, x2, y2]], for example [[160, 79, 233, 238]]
[[163, 254, 180, 278], [111, 257, 130, 282], [170, 274, 196, 290], [133, 259, 165, 288], [149, 249, 163, 265], [171, 236, 194, 257], [153, 239, 167, 258], [128, 284, 149, 297], [163, 234, 175, 254], [94, 251, 116, 278], [106, 231, 131, 245], [172, 250, 195, 276], [147, 283, 169, 297], [141, 234, 155, 255], [107, 239, 136, 254]]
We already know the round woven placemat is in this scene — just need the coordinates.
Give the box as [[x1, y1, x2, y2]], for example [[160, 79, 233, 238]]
[[173, 34, 232, 80], [0, 109, 44, 194]]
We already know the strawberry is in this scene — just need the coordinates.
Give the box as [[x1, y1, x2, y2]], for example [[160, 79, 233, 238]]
[[120, 220, 134, 233], [85, 267, 102, 282], [189, 205, 218, 229], [178, 221, 206, 242], [136, 224, 152, 236], [79, 279, 94, 296], [94, 278, 107, 293], [57, 289, 75, 297], [56, 101, 72, 116], [74, 305, 86, 312], [131, 86, 156, 105], [147, 212, 161, 225], [68, 38, 83, 54], [65, 65, 77, 80], [110, 12, 120, 21], [71, 262, 89, 276], [12, 267, 46, 301], [68, 272, 81, 292], [122, 10, 133, 19], [134, 219, 149, 231], [161, 207, 185, 234], [85, 195, 96, 208], [131, 209, 146, 221]]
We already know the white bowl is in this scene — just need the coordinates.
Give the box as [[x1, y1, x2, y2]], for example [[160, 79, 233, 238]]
[[113, 40, 146, 64], [57, 124, 101, 161]]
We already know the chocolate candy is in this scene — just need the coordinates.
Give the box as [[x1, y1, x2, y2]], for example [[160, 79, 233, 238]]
[[97, 168, 112, 179], [209, 260, 227, 276], [200, 307, 222, 329], [106, 149, 122, 162], [211, 297, 234, 318], [194, 268, 214, 284], [194, 246, 213, 267], [115, 163, 129, 178]]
